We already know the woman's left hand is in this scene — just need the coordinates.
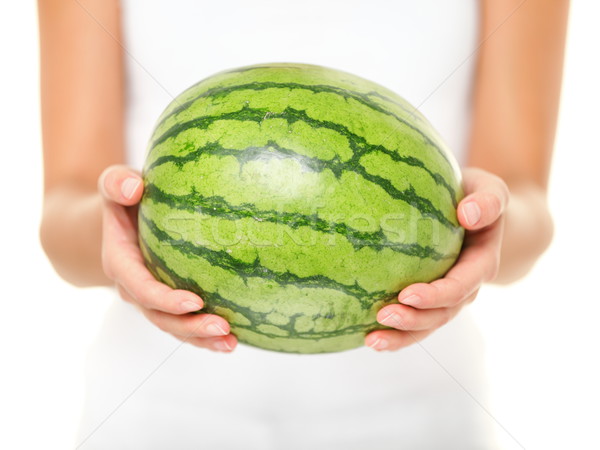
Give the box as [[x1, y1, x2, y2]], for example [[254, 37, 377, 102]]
[[365, 167, 510, 351]]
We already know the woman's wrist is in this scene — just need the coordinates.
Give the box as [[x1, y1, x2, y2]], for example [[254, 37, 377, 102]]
[[493, 181, 553, 284], [40, 184, 110, 287]]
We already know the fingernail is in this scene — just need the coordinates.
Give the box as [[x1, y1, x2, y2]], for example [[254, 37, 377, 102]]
[[181, 301, 201, 313], [214, 339, 233, 352], [380, 312, 402, 328], [368, 337, 388, 350], [206, 322, 228, 336], [401, 294, 421, 307], [121, 177, 141, 200], [462, 202, 481, 227]]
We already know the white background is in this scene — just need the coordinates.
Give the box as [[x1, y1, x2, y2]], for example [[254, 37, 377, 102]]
[[1, 2, 598, 449]]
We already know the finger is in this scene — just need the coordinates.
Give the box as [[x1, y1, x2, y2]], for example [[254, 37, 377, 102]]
[[458, 213, 505, 282], [181, 334, 238, 353], [376, 303, 453, 331], [102, 202, 203, 314], [102, 193, 140, 246], [458, 168, 509, 230], [399, 219, 503, 309], [106, 238, 204, 314], [142, 309, 231, 339], [98, 164, 143, 206], [116, 259, 204, 314], [365, 328, 433, 351]]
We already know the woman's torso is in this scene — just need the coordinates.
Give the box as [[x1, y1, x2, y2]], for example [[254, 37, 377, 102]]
[[122, 0, 478, 170], [76, 1, 498, 448]]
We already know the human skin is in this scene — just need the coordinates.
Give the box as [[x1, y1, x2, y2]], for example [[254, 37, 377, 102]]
[[38, 0, 569, 352], [367, 0, 568, 350]]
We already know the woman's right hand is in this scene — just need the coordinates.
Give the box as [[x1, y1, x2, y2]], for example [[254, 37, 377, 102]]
[[98, 165, 238, 352]]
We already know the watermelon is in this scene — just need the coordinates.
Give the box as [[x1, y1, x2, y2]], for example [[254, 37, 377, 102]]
[[138, 63, 464, 354]]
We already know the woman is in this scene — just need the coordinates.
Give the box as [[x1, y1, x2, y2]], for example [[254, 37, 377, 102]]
[[38, 0, 568, 448]]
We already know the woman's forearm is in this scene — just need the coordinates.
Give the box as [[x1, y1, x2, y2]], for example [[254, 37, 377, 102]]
[[37, 0, 124, 287], [494, 181, 553, 284], [467, 0, 568, 284], [40, 185, 111, 287]]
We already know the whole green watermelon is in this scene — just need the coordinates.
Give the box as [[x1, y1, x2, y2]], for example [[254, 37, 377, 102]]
[[138, 63, 464, 354]]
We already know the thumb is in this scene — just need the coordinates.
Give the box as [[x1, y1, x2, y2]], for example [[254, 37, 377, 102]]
[[98, 164, 143, 206], [458, 168, 509, 230]]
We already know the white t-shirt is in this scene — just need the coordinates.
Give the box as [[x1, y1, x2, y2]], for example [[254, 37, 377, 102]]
[[76, 1, 498, 448]]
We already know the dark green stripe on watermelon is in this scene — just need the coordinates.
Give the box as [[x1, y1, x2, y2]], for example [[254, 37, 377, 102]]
[[138, 237, 393, 353], [153, 82, 456, 201], [140, 212, 390, 308], [157, 80, 422, 143], [143, 182, 456, 261], [148, 136, 457, 209], [149, 105, 458, 229]]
